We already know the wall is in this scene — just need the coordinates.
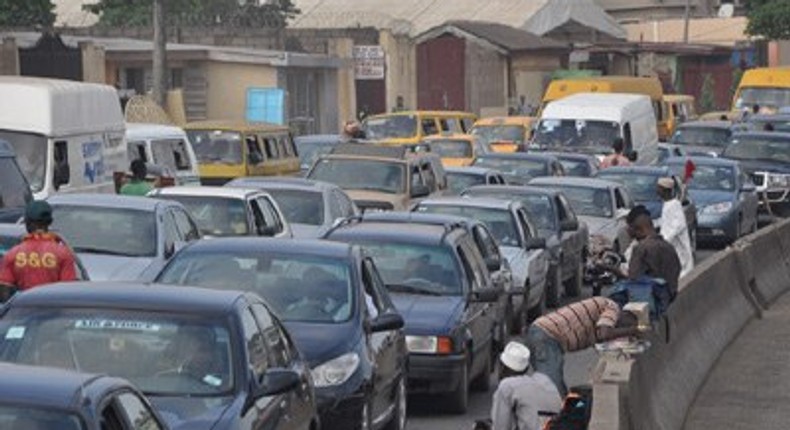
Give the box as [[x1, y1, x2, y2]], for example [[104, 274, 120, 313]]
[[204, 61, 278, 120], [59, 26, 284, 50], [326, 38, 356, 129], [80, 41, 105, 84], [465, 40, 506, 115], [381, 30, 417, 113], [595, 0, 719, 22], [511, 51, 564, 110], [0, 37, 18, 75]]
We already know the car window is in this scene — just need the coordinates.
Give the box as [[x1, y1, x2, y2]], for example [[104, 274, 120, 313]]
[[516, 210, 536, 239], [115, 392, 163, 430], [0, 158, 31, 210], [257, 197, 284, 234], [171, 208, 200, 241], [241, 308, 269, 379], [162, 210, 180, 251], [127, 141, 148, 162], [151, 139, 193, 172], [101, 401, 126, 430], [457, 241, 487, 291], [246, 136, 264, 165], [472, 225, 501, 262], [0, 406, 82, 430], [263, 137, 279, 160], [421, 162, 437, 191], [361, 259, 387, 319], [422, 118, 439, 135], [439, 118, 450, 132], [335, 190, 356, 218], [51, 206, 157, 258], [250, 303, 292, 368], [614, 189, 627, 209], [410, 165, 424, 189]]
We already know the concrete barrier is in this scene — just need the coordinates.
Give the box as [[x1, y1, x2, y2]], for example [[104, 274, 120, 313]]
[[735, 222, 790, 306]]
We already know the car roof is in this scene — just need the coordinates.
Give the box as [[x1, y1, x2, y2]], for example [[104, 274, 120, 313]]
[[732, 131, 790, 140], [46, 194, 168, 211], [476, 152, 557, 162], [360, 212, 481, 230], [418, 196, 515, 211], [750, 113, 790, 122], [530, 176, 619, 189], [0, 363, 128, 410], [226, 177, 336, 192], [445, 166, 498, 176], [9, 282, 246, 314], [0, 224, 25, 238], [677, 121, 732, 130], [542, 151, 594, 161], [125, 123, 187, 139], [327, 221, 452, 246], [665, 156, 740, 167], [181, 237, 353, 259], [463, 184, 560, 198], [294, 134, 343, 144], [151, 185, 264, 199], [597, 166, 669, 176]]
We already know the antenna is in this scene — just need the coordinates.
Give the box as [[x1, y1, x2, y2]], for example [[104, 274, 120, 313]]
[[718, 4, 735, 18]]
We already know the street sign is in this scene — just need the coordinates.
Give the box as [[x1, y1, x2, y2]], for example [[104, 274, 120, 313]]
[[353, 45, 385, 80]]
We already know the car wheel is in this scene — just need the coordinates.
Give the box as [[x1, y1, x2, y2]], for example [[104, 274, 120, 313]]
[[545, 265, 562, 308], [564, 259, 583, 298], [471, 343, 492, 392], [447, 359, 469, 414], [384, 376, 407, 430]]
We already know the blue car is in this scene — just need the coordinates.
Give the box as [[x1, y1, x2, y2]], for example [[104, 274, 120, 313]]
[[156, 238, 408, 430], [0, 363, 167, 429], [0, 283, 320, 430], [472, 153, 565, 185], [665, 157, 759, 244]]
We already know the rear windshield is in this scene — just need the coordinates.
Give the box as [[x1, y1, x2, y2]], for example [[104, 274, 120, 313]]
[[52, 206, 157, 257], [363, 115, 418, 140], [267, 189, 324, 226], [188, 130, 243, 164]]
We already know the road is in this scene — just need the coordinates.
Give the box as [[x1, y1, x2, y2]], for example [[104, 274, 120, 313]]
[[406, 248, 717, 430]]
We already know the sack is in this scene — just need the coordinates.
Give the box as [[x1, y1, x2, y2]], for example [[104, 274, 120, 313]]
[[608, 276, 671, 320]]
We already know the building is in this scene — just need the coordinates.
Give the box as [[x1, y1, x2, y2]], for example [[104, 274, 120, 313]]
[[595, 0, 744, 23]]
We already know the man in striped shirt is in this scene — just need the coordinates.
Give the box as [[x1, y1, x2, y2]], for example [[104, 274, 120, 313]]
[[521, 297, 642, 396]]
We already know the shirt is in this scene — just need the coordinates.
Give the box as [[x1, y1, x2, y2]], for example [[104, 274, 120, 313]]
[[659, 199, 694, 277], [0, 232, 78, 290], [533, 297, 621, 352], [600, 154, 631, 169], [628, 234, 682, 297], [491, 372, 562, 430], [120, 179, 153, 196]]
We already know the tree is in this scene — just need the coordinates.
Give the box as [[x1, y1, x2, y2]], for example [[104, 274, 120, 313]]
[[746, 0, 790, 40], [0, 0, 55, 28]]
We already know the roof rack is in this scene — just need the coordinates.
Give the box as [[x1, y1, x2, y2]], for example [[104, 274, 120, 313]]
[[330, 143, 408, 159]]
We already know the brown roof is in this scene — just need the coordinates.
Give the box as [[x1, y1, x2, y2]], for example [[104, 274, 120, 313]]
[[440, 20, 568, 51]]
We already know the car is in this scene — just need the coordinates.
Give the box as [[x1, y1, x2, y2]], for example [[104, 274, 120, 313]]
[[471, 116, 536, 153], [412, 198, 549, 323], [596, 166, 698, 249], [148, 186, 292, 238], [542, 152, 599, 177], [225, 177, 359, 238], [665, 157, 759, 244], [669, 121, 734, 157], [155, 238, 407, 430], [472, 153, 565, 185], [46, 194, 201, 281], [528, 177, 635, 254], [739, 113, 790, 133], [0, 224, 91, 281], [0, 363, 167, 430], [420, 134, 486, 167], [323, 216, 501, 413], [0, 283, 320, 430], [461, 185, 589, 308], [721, 132, 790, 217], [0, 140, 32, 224], [295, 134, 343, 175], [657, 142, 686, 163], [307, 144, 446, 212], [444, 167, 507, 195]]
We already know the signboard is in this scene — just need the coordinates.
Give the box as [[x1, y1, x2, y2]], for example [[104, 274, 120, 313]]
[[353, 45, 385, 80]]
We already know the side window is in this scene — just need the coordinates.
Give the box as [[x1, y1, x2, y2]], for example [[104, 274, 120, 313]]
[[327, 191, 344, 221], [246, 135, 264, 165], [421, 163, 437, 190], [554, 162, 565, 176], [172, 208, 200, 241], [473, 225, 501, 262], [100, 402, 126, 430], [457, 244, 485, 291], [249, 199, 267, 235], [276, 136, 289, 158], [54, 140, 70, 185], [461, 118, 474, 132], [557, 195, 577, 223], [258, 197, 284, 234], [445, 118, 459, 132], [127, 141, 147, 162], [162, 210, 180, 250], [614, 189, 627, 209], [421, 118, 438, 135], [516, 210, 534, 240], [623, 124, 634, 152], [335, 190, 356, 217], [240, 308, 269, 378], [115, 392, 163, 430], [361, 259, 388, 319], [410, 165, 424, 189], [251, 303, 291, 367], [263, 137, 279, 160]]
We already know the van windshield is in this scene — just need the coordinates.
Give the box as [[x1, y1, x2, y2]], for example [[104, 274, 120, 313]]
[[0, 159, 31, 210], [187, 130, 243, 164], [363, 116, 418, 140], [0, 131, 47, 193], [533, 119, 620, 149], [471, 125, 526, 146], [735, 87, 790, 110], [152, 139, 193, 172]]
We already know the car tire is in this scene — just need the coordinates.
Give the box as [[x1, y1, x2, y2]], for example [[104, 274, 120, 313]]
[[447, 359, 469, 414], [471, 343, 492, 392], [384, 376, 407, 430], [564, 260, 583, 298], [545, 265, 562, 308]]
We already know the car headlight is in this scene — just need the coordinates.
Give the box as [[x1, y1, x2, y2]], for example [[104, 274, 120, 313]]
[[701, 201, 733, 215], [405, 335, 453, 354], [311, 352, 360, 387], [767, 174, 790, 188]]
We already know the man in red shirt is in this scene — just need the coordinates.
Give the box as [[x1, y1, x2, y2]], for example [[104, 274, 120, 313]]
[[0, 201, 77, 296]]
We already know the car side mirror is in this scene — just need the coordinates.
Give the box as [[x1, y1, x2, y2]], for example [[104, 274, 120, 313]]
[[627, 151, 638, 162], [257, 368, 301, 398], [484, 256, 501, 272], [411, 184, 431, 198], [368, 312, 404, 333], [53, 162, 70, 191], [524, 237, 546, 251], [560, 219, 578, 232], [470, 288, 500, 303]]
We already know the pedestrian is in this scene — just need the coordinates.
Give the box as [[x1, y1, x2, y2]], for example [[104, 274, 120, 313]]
[[521, 298, 643, 397], [340, 120, 365, 143], [0, 201, 77, 298], [656, 178, 694, 277], [491, 342, 562, 430], [600, 138, 631, 169], [120, 159, 154, 196]]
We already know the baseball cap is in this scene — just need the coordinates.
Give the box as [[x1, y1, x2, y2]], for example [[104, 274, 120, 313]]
[[25, 201, 53, 224], [657, 177, 675, 190], [500, 341, 531, 373]]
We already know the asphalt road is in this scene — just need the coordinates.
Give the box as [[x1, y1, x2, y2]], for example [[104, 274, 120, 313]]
[[406, 248, 718, 430]]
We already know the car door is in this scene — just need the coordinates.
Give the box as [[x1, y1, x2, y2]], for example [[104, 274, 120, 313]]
[[516, 208, 549, 299], [612, 187, 633, 251], [556, 194, 584, 273], [110, 390, 167, 430], [456, 240, 496, 372]]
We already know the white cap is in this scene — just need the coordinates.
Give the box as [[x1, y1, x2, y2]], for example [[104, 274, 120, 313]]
[[657, 177, 675, 190], [500, 341, 531, 372]]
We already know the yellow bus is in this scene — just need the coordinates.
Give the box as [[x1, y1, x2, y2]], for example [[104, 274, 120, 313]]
[[661, 94, 698, 138], [362, 111, 477, 146], [470, 116, 536, 153], [732, 67, 790, 112], [184, 120, 299, 185]]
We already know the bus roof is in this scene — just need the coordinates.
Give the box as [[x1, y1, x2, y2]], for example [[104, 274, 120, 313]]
[[543, 76, 663, 103], [183, 120, 290, 133], [541, 93, 652, 122], [125, 123, 188, 141], [473, 116, 535, 127], [738, 67, 790, 89]]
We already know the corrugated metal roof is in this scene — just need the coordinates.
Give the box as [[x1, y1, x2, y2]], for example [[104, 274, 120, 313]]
[[419, 20, 568, 52], [623, 17, 750, 47]]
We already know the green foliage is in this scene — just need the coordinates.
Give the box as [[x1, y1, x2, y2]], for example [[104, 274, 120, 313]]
[[84, 0, 300, 28], [0, 0, 55, 27], [700, 74, 717, 113], [746, 0, 790, 40]]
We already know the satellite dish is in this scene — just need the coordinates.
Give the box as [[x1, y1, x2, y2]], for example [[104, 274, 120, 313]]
[[718, 4, 735, 18]]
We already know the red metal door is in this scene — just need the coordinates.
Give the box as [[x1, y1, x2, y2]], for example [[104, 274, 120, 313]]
[[356, 79, 387, 119], [417, 35, 465, 111]]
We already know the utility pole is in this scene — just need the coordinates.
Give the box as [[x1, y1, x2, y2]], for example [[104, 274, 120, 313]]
[[152, 0, 167, 107], [683, 0, 691, 44]]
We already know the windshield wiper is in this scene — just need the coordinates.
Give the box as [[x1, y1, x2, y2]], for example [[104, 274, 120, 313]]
[[386, 283, 444, 296], [72, 246, 139, 257]]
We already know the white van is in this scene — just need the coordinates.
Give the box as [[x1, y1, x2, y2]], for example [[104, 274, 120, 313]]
[[0, 77, 126, 199], [125, 123, 200, 186], [533, 93, 659, 165]]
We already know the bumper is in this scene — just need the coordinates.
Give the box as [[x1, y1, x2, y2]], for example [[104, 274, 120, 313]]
[[316, 389, 366, 429], [696, 212, 738, 241], [407, 353, 466, 395]]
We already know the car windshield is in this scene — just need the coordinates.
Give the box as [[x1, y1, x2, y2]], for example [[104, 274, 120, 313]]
[[473, 157, 546, 178], [0, 308, 234, 396], [735, 87, 790, 110], [151, 139, 193, 172], [748, 118, 790, 133], [415, 205, 521, 247], [597, 173, 660, 201], [669, 164, 735, 192], [363, 115, 418, 140], [158, 196, 249, 236], [558, 158, 590, 177], [267, 189, 324, 226], [0, 159, 31, 210], [309, 159, 405, 194], [671, 127, 732, 147], [0, 405, 83, 430], [446, 173, 486, 194], [546, 186, 613, 218], [722, 135, 790, 164], [465, 191, 557, 233], [296, 140, 335, 169], [426, 139, 473, 158], [354, 242, 461, 296], [158, 252, 353, 323], [0, 131, 47, 193], [187, 130, 243, 164], [533, 119, 620, 148], [471, 125, 526, 146], [51, 206, 157, 257]]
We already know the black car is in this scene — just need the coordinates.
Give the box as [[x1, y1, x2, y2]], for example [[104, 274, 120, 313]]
[[462, 185, 589, 308], [0, 363, 167, 430], [444, 167, 507, 195], [0, 224, 91, 281], [472, 153, 565, 185], [0, 140, 32, 224], [156, 238, 407, 430], [324, 216, 501, 413], [0, 283, 319, 430]]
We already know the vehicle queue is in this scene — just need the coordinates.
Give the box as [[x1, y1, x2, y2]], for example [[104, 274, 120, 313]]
[[0, 71, 788, 430]]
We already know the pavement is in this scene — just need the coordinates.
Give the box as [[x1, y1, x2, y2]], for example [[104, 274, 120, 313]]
[[684, 289, 790, 430]]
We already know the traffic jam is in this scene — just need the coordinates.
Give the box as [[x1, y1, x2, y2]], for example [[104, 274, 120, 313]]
[[0, 66, 789, 430]]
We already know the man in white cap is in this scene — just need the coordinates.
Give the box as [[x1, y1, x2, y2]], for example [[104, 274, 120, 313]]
[[491, 341, 562, 430], [656, 177, 694, 277]]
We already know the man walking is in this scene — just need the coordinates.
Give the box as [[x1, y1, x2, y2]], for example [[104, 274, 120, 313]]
[[656, 178, 694, 277]]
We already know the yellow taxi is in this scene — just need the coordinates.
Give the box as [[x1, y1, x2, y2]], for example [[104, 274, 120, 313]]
[[470, 116, 535, 153], [420, 134, 484, 167], [362, 111, 477, 146]]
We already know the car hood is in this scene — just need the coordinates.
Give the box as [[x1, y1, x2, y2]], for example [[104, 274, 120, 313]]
[[77, 254, 156, 281], [284, 321, 361, 368], [688, 189, 736, 207], [578, 216, 618, 237], [389, 293, 464, 335], [727, 158, 790, 174], [289, 223, 323, 239], [150, 395, 234, 430]]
